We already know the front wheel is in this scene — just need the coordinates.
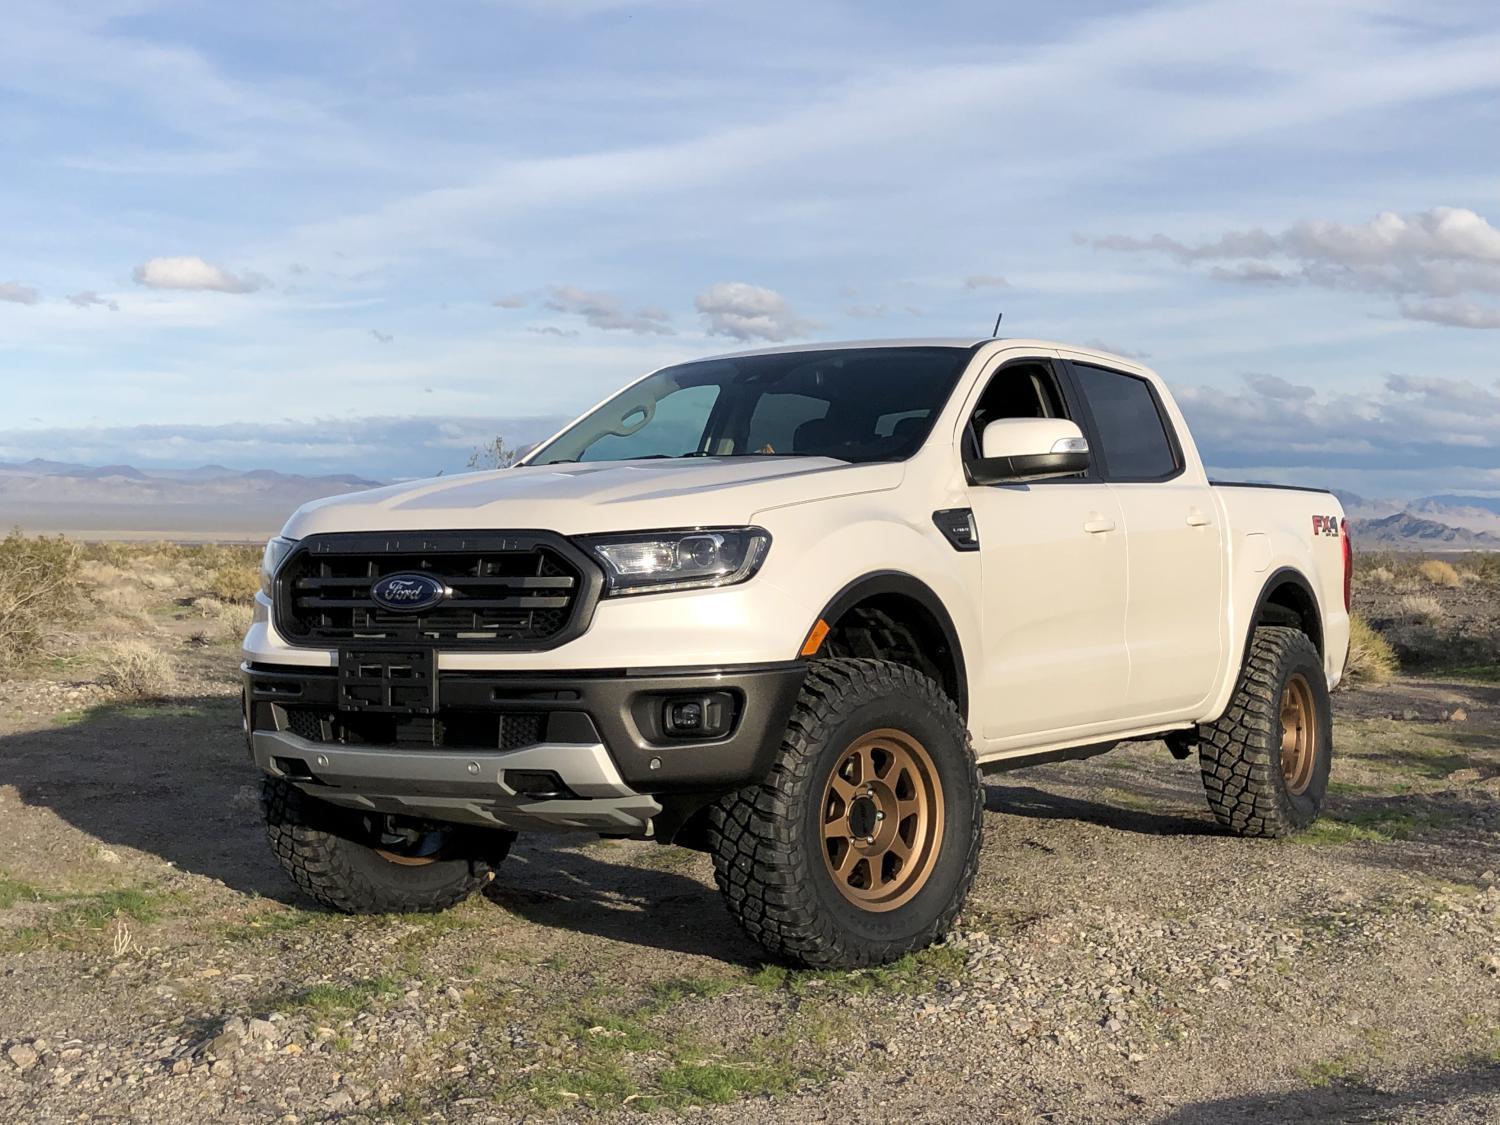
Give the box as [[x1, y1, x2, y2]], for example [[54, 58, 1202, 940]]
[[261, 778, 511, 914], [1197, 626, 1333, 838], [708, 659, 983, 968]]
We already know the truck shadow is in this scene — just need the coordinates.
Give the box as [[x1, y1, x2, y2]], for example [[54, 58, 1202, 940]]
[[1158, 1058, 1500, 1124], [5, 694, 1491, 962], [0, 693, 763, 961], [0, 694, 298, 902], [485, 843, 765, 964], [984, 780, 1226, 837]]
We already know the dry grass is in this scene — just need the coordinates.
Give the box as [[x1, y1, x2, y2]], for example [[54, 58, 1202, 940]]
[[1416, 559, 1462, 588], [1343, 614, 1399, 686], [0, 529, 83, 671], [98, 640, 176, 702], [1397, 593, 1445, 624]]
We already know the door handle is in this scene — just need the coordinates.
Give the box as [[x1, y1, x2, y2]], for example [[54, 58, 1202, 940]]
[[1186, 509, 1212, 527], [1083, 515, 1116, 534]]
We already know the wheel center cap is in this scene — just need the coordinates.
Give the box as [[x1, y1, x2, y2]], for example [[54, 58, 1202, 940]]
[[847, 795, 879, 839]]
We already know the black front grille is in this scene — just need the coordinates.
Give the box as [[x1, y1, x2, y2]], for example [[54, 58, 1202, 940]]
[[275, 531, 601, 650]]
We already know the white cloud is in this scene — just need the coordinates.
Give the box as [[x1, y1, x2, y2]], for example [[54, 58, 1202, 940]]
[[1242, 372, 1314, 401], [1084, 339, 1151, 361], [66, 291, 119, 311], [542, 285, 673, 335], [0, 282, 40, 305], [1091, 206, 1500, 328], [1208, 263, 1297, 284], [963, 274, 1011, 290], [1397, 298, 1500, 330], [492, 294, 527, 308], [132, 256, 263, 294], [694, 281, 816, 342]]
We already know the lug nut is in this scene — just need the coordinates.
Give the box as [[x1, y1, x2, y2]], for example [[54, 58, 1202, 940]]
[[865, 835, 875, 844], [875, 811, 885, 821]]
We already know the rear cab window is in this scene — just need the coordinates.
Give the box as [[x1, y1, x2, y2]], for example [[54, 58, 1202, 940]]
[[1068, 362, 1182, 482]]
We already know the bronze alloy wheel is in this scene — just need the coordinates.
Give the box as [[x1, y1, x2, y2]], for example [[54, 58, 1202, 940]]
[[1279, 672, 1318, 795], [820, 728, 945, 912], [371, 818, 448, 867], [373, 849, 440, 867]]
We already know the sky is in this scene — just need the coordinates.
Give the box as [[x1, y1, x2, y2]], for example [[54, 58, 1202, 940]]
[[1, 0, 1499, 497]]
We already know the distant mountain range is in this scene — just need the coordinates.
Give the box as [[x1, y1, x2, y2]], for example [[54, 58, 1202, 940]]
[[0, 459, 384, 539], [1335, 490, 1500, 550], [2, 459, 1497, 547]]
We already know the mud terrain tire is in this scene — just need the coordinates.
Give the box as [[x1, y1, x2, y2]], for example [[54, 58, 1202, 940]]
[[1198, 626, 1332, 838], [261, 778, 507, 913], [708, 658, 982, 968]]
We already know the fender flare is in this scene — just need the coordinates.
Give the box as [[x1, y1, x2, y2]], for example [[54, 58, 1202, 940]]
[[1241, 566, 1324, 669], [813, 570, 969, 718]]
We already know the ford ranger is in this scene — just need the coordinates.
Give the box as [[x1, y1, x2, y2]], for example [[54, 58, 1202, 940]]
[[243, 338, 1352, 968]]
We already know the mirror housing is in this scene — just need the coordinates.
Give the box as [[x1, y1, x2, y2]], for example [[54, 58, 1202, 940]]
[[969, 418, 1090, 485]]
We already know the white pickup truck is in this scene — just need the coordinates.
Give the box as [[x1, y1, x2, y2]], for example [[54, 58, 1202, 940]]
[[244, 338, 1351, 968]]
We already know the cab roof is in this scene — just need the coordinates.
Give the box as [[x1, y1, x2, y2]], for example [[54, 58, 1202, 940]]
[[697, 337, 1149, 372]]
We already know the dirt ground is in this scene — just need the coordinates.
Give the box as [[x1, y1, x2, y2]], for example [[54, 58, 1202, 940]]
[[1, 570, 1498, 1122]]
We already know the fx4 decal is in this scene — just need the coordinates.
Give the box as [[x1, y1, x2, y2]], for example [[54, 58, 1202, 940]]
[[1312, 514, 1342, 538]]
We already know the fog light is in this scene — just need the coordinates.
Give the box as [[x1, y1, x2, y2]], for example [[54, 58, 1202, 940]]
[[663, 692, 734, 738]]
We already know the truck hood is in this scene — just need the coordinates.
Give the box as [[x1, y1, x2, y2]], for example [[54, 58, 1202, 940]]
[[281, 456, 903, 538]]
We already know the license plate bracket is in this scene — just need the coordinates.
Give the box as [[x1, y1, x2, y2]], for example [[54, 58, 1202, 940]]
[[338, 648, 438, 714]]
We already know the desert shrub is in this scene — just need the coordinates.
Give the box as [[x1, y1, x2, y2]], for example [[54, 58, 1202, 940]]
[[194, 596, 251, 642], [1360, 566, 1395, 588], [1396, 593, 1444, 624], [1416, 559, 1461, 588], [1343, 614, 1398, 686], [98, 641, 176, 702], [1457, 554, 1500, 585], [0, 530, 83, 671], [134, 566, 177, 592], [208, 561, 261, 605], [92, 582, 150, 621]]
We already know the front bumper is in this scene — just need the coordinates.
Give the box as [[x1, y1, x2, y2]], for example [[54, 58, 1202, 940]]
[[243, 661, 806, 834]]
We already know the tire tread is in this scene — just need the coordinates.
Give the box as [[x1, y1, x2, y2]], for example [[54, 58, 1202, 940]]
[[708, 658, 983, 968]]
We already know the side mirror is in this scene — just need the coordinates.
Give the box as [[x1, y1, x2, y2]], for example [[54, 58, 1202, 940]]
[[969, 418, 1090, 485]]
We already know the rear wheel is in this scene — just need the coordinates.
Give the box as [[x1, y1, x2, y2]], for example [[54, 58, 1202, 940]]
[[1198, 626, 1332, 838], [708, 659, 982, 968], [261, 778, 511, 913]]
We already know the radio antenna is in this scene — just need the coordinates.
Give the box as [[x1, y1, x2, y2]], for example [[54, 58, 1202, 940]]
[[991, 310, 1004, 337]]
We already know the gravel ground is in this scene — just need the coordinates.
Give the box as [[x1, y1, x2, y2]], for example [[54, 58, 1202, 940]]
[[1, 605, 1497, 1122]]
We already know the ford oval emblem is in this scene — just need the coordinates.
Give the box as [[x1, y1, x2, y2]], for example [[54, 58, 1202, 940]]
[[370, 572, 448, 613]]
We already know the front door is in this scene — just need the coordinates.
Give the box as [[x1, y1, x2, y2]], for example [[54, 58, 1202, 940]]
[[963, 357, 1131, 741]]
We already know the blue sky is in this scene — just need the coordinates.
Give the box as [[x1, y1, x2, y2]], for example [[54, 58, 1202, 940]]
[[1, 0, 1499, 496]]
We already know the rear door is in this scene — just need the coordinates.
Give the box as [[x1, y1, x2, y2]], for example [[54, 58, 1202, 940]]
[[962, 354, 1131, 739], [1065, 360, 1225, 717]]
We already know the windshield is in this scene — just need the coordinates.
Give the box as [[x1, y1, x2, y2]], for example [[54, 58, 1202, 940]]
[[528, 346, 972, 466]]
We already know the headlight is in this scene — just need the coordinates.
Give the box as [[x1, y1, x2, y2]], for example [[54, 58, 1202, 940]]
[[579, 528, 771, 596], [259, 536, 298, 597]]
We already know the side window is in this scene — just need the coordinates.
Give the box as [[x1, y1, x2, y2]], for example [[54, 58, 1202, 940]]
[[965, 361, 1072, 462], [578, 383, 720, 462], [1070, 364, 1180, 481]]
